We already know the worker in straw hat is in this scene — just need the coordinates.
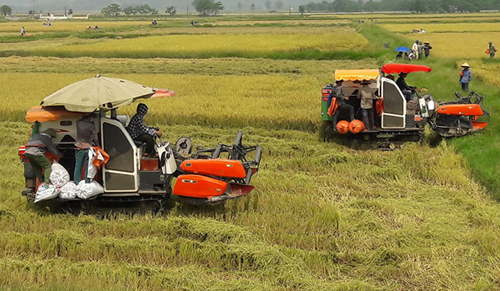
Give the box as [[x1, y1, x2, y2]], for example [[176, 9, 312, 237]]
[[423, 41, 432, 58], [459, 63, 472, 92]]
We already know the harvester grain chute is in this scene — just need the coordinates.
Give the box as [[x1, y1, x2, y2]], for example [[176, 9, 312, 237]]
[[18, 75, 262, 214], [321, 63, 489, 147]]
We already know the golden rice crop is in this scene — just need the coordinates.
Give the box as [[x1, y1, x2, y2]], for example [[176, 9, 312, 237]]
[[462, 61, 500, 87], [402, 32, 500, 59], [110, 26, 357, 36], [32, 32, 369, 55], [381, 22, 500, 33], [209, 19, 350, 26], [0, 37, 103, 52], [0, 56, 377, 77], [310, 12, 500, 20], [0, 56, 380, 130], [0, 21, 152, 33]]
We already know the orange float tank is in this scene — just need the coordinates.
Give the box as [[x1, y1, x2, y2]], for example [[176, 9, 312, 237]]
[[336, 120, 350, 134], [349, 119, 366, 134]]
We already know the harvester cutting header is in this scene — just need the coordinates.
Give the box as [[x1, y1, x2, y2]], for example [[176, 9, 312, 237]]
[[321, 63, 489, 144]]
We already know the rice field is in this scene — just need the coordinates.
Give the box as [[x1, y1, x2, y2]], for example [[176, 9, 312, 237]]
[[0, 57, 378, 130], [31, 30, 369, 57], [0, 25, 372, 60], [0, 21, 152, 32], [381, 23, 500, 33], [0, 15, 500, 291], [398, 32, 500, 59]]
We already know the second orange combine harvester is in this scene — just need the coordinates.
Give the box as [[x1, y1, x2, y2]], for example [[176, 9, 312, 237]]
[[321, 63, 489, 143]]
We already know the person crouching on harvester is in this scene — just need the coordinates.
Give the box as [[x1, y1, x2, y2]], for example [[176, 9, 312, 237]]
[[328, 80, 354, 131], [25, 128, 62, 185], [126, 103, 162, 157]]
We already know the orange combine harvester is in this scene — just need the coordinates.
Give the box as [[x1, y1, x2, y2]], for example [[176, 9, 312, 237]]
[[321, 63, 489, 146], [18, 76, 262, 214]]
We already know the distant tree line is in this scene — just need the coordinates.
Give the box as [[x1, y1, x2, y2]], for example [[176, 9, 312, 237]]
[[304, 0, 500, 13], [191, 0, 224, 15], [101, 4, 158, 16], [101, 1, 223, 17]]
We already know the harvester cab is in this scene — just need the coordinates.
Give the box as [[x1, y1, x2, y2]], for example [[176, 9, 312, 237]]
[[321, 63, 489, 144]]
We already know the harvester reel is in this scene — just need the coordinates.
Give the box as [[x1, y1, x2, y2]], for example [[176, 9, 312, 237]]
[[212, 131, 262, 165]]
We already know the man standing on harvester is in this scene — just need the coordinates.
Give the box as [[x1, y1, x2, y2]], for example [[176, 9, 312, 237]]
[[74, 113, 99, 184]]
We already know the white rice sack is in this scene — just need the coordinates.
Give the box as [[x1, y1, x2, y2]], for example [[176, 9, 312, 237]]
[[34, 184, 59, 203], [59, 181, 77, 199], [76, 180, 104, 200], [50, 161, 70, 187]]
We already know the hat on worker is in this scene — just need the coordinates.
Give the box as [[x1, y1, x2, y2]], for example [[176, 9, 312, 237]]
[[43, 128, 57, 138], [424, 41, 429, 44], [461, 63, 470, 68], [489, 41, 492, 44]]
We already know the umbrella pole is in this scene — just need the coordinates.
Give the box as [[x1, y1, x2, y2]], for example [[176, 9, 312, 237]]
[[111, 109, 117, 120]]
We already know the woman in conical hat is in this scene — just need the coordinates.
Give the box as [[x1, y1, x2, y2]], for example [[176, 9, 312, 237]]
[[459, 63, 472, 92]]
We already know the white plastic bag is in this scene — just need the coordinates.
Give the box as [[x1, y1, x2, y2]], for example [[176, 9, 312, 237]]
[[87, 148, 98, 180], [34, 184, 59, 203], [76, 180, 104, 200], [50, 161, 70, 188], [59, 181, 77, 199]]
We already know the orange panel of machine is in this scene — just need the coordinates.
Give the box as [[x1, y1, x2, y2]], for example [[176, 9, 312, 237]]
[[180, 159, 246, 178], [173, 174, 227, 199], [472, 121, 488, 130], [437, 104, 484, 116], [25, 106, 82, 123]]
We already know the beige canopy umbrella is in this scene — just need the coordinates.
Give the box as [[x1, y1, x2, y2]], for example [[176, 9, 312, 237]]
[[40, 75, 156, 113]]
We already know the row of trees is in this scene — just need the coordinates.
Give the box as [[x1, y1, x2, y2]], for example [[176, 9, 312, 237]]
[[101, 0, 224, 17], [101, 4, 158, 16], [304, 0, 500, 13], [191, 0, 224, 15]]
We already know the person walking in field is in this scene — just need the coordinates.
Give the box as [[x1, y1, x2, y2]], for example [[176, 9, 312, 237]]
[[487, 41, 497, 59], [459, 63, 472, 92], [424, 41, 433, 57], [20, 27, 25, 36]]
